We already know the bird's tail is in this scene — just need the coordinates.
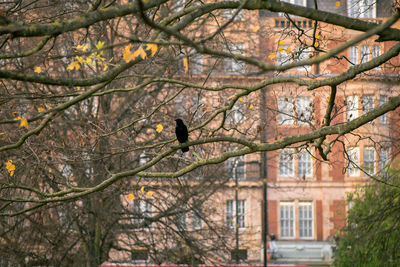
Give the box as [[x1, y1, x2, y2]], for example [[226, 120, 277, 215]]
[[182, 146, 189, 153]]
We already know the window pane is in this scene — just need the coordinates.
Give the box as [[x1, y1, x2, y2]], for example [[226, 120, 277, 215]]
[[279, 149, 294, 177], [350, 46, 358, 64], [280, 202, 294, 238], [299, 202, 313, 238], [360, 45, 369, 64], [278, 97, 294, 125], [298, 149, 313, 178], [363, 147, 375, 175], [348, 147, 360, 177], [347, 95, 359, 121], [379, 95, 387, 124], [362, 95, 374, 115], [297, 96, 312, 124]]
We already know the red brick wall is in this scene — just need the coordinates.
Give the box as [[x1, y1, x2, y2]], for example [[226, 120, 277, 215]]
[[329, 200, 346, 236], [316, 200, 323, 240]]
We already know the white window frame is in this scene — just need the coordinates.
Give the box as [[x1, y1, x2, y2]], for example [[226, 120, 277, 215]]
[[346, 95, 359, 121], [350, 46, 358, 65], [362, 94, 374, 115], [279, 149, 295, 177], [372, 45, 381, 70], [278, 97, 294, 125], [363, 147, 375, 175], [298, 149, 313, 178], [297, 96, 312, 125], [298, 201, 314, 239], [296, 46, 312, 71], [226, 200, 246, 230], [379, 95, 387, 124], [277, 45, 290, 66], [280, 202, 295, 239], [360, 45, 370, 64], [132, 199, 153, 230], [380, 148, 389, 176], [226, 155, 246, 180], [190, 54, 203, 74], [347, 0, 376, 18], [348, 147, 360, 177], [224, 8, 244, 20], [224, 43, 245, 74]]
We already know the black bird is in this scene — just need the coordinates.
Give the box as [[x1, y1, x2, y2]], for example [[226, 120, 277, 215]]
[[175, 118, 189, 153]]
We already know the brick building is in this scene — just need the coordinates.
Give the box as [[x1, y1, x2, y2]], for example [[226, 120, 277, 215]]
[[106, 0, 400, 266]]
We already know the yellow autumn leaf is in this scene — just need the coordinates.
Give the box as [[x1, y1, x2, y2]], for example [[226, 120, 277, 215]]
[[141, 186, 145, 194], [208, 131, 212, 136], [278, 46, 284, 53], [228, 96, 233, 100], [37, 107, 44, 112], [96, 41, 105, 50], [315, 33, 320, 40], [19, 117, 29, 129], [183, 57, 189, 73], [285, 47, 292, 54], [252, 25, 260, 32], [278, 40, 284, 45], [14, 116, 29, 129], [326, 97, 330, 103], [315, 41, 319, 47], [34, 66, 42, 73], [133, 47, 147, 60], [249, 104, 254, 109], [146, 191, 154, 198], [75, 56, 85, 64], [156, 124, 163, 133], [0, 132, 4, 135], [126, 193, 135, 201], [123, 44, 134, 63], [336, 1, 340, 7], [5, 160, 15, 176], [67, 61, 80, 71], [238, 97, 244, 102], [268, 53, 276, 59], [146, 43, 158, 56], [74, 44, 89, 52]]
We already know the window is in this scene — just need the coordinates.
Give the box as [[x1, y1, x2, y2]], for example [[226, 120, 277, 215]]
[[175, 94, 187, 118], [277, 45, 290, 65], [360, 45, 370, 64], [281, 0, 306, 6], [299, 202, 313, 238], [346, 95, 359, 121], [132, 200, 152, 229], [224, 8, 244, 20], [296, 46, 312, 70], [296, 96, 312, 124], [226, 200, 246, 229], [226, 155, 246, 180], [227, 103, 245, 124], [230, 249, 248, 261], [298, 149, 313, 178], [362, 95, 374, 115], [131, 249, 149, 261], [363, 147, 375, 175], [279, 149, 294, 177], [350, 46, 358, 65], [347, 0, 376, 18], [348, 147, 360, 177], [380, 148, 389, 177], [191, 54, 203, 74], [192, 206, 203, 230], [278, 97, 294, 125], [372, 45, 381, 70], [280, 202, 295, 238], [175, 205, 187, 230], [379, 95, 387, 124], [224, 43, 244, 74]]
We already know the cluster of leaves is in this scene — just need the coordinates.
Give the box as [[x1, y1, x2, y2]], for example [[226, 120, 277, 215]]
[[334, 165, 400, 266]]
